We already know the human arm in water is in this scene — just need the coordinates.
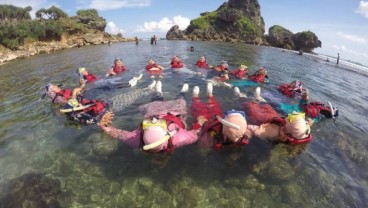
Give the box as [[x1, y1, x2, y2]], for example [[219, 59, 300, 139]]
[[170, 115, 207, 148], [98, 111, 142, 149]]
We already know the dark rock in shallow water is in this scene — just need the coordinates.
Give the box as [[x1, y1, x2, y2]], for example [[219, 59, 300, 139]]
[[88, 133, 118, 157], [0, 173, 70, 208]]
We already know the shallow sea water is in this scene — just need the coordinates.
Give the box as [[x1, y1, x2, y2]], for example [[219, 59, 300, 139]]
[[0, 40, 367, 207]]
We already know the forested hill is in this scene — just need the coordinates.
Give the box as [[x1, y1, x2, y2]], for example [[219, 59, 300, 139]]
[[0, 4, 129, 64]]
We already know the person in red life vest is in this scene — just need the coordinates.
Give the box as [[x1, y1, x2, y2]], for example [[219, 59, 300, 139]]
[[145, 58, 164, 78], [106, 58, 127, 76], [229, 65, 249, 79], [278, 80, 303, 97], [42, 83, 72, 105], [235, 87, 314, 145], [190, 83, 255, 150], [195, 56, 208, 68], [170, 55, 184, 68], [210, 61, 228, 72], [249, 67, 269, 83], [98, 82, 207, 153], [77, 67, 97, 83], [62, 81, 110, 125], [299, 89, 339, 122], [145, 58, 164, 71]]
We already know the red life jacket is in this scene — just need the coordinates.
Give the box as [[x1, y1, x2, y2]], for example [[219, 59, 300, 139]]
[[278, 84, 294, 97], [249, 73, 266, 83], [230, 69, 247, 78], [267, 117, 312, 145], [53, 89, 72, 103], [81, 99, 108, 115], [113, 65, 126, 74], [302, 102, 331, 118], [171, 61, 184, 68], [84, 74, 97, 82], [195, 61, 207, 68], [216, 65, 227, 72], [203, 118, 249, 149], [145, 63, 160, 70]]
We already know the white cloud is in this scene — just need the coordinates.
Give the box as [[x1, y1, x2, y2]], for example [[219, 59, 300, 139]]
[[89, 0, 150, 10], [331, 44, 368, 58], [355, 1, 368, 18], [337, 32, 366, 44], [106, 21, 126, 34], [135, 15, 190, 33]]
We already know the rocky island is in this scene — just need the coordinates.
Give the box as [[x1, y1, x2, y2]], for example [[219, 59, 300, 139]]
[[166, 0, 321, 53]]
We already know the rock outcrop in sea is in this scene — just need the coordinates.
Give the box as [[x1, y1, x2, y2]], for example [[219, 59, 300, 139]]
[[166, 0, 322, 52], [265, 25, 321, 52], [167, 0, 265, 45]]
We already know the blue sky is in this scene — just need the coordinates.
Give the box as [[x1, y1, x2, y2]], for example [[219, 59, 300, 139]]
[[3, 0, 368, 66]]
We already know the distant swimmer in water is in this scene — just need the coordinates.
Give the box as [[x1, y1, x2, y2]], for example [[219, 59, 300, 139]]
[[195, 56, 208, 68], [135, 36, 139, 45], [336, 53, 340, 65], [249, 67, 269, 83], [106, 58, 127, 76], [229, 65, 249, 80], [145, 58, 164, 78], [145, 58, 164, 71], [170, 55, 184, 68], [77, 67, 97, 83]]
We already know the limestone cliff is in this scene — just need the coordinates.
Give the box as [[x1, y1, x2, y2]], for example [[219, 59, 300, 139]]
[[166, 0, 322, 52], [265, 25, 321, 52], [167, 0, 266, 44]]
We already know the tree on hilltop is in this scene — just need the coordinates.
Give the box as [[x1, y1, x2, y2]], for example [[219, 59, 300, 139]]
[[36, 6, 68, 20]]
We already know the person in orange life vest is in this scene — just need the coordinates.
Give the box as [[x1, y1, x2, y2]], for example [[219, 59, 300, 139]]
[[249, 67, 268, 83], [278, 80, 303, 97], [106, 58, 127, 76], [195, 56, 208, 68], [98, 81, 207, 153], [170, 55, 184, 68], [229, 65, 249, 79], [235, 87, 313, 145], [63, 80, 109, 125], [77, 67, 97, 83], [299, 89, 339, 122], [42, 83, 72, 105]]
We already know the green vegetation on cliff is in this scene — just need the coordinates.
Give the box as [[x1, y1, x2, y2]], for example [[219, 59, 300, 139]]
[[189, 12, 218, 30], [0, 5, 106, 50]]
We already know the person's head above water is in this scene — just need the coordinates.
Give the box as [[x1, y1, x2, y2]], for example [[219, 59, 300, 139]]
[[285, 112, 311, 140], [114, 58, 123, 66], [142, 118, 172, 152], [218, 111, 248, 143], [77, 67, 88, 76], [239, 65, 248, 71], [147, 59, 155, 64]]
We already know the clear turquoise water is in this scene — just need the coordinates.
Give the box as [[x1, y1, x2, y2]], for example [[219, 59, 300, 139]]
[[0, 40, 367, 207]]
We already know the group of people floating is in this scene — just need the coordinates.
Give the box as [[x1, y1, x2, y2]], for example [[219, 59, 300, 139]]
[[42, 55, 339, 153]]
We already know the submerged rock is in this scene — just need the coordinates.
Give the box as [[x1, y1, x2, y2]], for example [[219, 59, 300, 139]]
[[88, 133, 118, 158], [0, 173, 70, 208]]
